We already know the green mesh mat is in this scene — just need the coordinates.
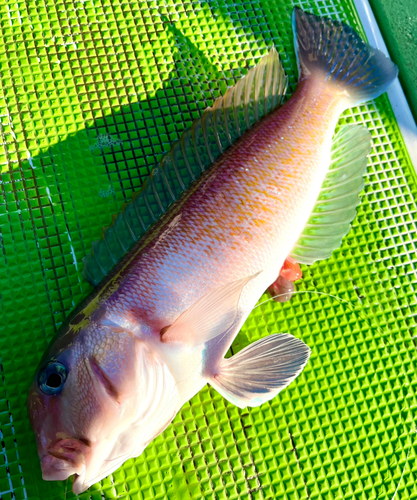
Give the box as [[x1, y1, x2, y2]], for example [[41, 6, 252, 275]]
[[0, 0, 416, 498]]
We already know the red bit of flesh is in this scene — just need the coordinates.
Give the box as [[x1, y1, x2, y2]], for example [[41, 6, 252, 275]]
[[279, 257, 302, 282], [268, 276, 295, 303]]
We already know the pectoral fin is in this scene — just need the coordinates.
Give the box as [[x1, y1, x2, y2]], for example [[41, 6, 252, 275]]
[[160, 272, 261, 346], [209, 334, 310, 409]]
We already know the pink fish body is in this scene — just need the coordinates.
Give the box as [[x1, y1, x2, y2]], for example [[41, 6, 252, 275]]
[[27, 8, 397, 494]]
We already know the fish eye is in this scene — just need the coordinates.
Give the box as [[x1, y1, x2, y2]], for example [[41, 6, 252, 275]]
[[38, 362, 68, 395]]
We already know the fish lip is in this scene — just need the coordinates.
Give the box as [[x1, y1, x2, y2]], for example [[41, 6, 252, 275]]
[[40, 438, 89, 482], [48, 448, 79, 465], [40, 453, 83, 482], [72, 469, 88, 494]]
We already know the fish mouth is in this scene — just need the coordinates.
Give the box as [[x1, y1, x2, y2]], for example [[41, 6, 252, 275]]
[[72, 471, 88, 494], [41, 453, 85, 482], [41, 438, 88, 483], [41, 461, 88, 495]]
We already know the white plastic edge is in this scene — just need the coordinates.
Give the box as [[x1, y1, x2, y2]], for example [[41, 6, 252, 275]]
[[353, 0, 417, 171]]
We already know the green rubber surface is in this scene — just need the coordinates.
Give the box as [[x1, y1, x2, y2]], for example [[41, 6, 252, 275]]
[[368, 0, 417, 122], [0, 0, 416, 499]]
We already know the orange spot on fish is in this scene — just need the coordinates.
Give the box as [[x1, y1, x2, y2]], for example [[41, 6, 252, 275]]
[[280, 257, 302, 282]]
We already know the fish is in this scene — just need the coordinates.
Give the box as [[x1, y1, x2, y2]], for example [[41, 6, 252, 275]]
[[27, 8, 397, 494]]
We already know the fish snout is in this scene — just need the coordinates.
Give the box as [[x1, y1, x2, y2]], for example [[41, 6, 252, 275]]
[[41, 439, 88, 482], [40, 454, 84, 481]]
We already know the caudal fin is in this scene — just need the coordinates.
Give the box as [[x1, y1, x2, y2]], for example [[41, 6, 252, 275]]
[[293, 8, 398, 105]]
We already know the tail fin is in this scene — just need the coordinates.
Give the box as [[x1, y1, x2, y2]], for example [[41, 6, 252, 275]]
[[293, 8, 398, 104]]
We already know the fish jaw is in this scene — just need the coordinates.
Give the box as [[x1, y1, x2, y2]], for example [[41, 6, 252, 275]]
[[41, 455, 84, 482], [40, 439, 88, 482], [27, 381, 90, 484], [39, 435, 122, 494]]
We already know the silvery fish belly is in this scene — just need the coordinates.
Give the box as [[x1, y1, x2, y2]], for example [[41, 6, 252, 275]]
[[27, 8, 397, 494]]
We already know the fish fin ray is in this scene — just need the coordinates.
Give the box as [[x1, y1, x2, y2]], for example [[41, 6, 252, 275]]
[[293, 8, 397, 105], [209, 334, 310, 409], [82, 50, 287, 286], [291, 125, 371, 265], [160, 272, 261, 346]]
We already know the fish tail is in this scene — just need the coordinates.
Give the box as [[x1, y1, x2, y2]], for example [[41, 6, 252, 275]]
[[293, 8, 398, 105]]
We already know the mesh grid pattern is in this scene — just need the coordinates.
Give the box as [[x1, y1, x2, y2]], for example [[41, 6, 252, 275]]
[[0, 0, 416, 499]]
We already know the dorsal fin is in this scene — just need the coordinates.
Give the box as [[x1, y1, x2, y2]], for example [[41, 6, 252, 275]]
[[83, 48, 288, 286], [290, 125, 371, 265]]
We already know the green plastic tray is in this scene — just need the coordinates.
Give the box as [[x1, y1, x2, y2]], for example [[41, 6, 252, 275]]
[[368, 0, 417, 123], [0, 0, 416, 499]]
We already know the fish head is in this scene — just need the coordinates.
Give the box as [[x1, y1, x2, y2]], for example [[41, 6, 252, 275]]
[[27, 315, 141, 493]]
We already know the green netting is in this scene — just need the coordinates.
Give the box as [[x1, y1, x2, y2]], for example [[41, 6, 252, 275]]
[[0, 0, 416, 499]]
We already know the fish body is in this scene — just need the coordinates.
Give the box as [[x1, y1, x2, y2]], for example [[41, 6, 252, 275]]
[[102, 77, 346, 393], [27, 9, 397, 494]]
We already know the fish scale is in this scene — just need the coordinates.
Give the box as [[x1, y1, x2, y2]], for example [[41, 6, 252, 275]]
[[27, 8, 398, 495], [107, 78, 347, 330]]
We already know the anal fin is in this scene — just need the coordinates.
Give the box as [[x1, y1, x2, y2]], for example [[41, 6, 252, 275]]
[[209, 334, 310, 409], [291, 125, 371, 265]]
